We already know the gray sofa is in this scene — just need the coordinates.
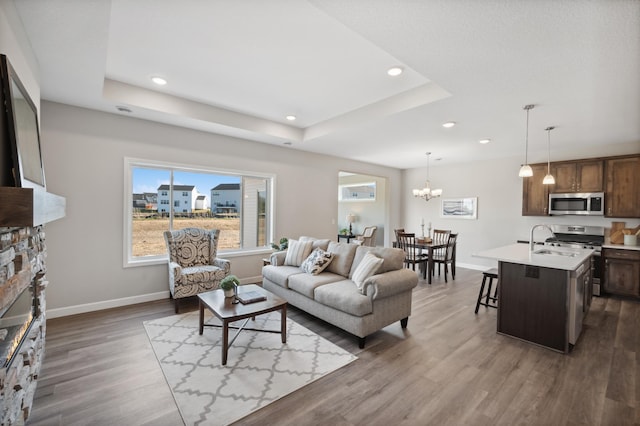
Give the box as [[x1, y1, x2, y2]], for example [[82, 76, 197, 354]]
[[262, 237, 418, 347]]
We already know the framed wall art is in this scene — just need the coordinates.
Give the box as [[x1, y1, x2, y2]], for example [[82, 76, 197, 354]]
[[440, 197, 477, 219]]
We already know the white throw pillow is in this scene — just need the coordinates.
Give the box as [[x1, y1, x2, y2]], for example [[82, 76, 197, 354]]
[[352, 252, 383, 293], [284, 239, 313, 267], [300, 248, 334, 275]]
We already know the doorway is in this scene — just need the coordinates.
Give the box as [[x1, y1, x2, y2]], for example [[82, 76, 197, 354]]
[[338, 171, 387, 246]]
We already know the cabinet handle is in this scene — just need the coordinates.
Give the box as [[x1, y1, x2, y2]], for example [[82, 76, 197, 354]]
[[608, 207, 611, 215]]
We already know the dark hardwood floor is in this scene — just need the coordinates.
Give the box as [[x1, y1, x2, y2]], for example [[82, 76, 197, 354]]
[[28, 268, 639, 425]]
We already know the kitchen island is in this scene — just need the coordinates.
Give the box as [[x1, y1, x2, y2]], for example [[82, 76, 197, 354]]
[[475, 243, 594, 353]]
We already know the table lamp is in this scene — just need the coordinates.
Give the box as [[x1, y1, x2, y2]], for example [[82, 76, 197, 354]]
[[346, 214, 356, 235]]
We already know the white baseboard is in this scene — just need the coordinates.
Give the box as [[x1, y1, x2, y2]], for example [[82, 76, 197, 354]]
[[46, 291, 170, 319], [456, 262, 492, 271], [46, 276, 264, 319]]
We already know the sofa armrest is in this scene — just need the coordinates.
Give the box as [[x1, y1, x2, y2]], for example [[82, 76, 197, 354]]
[[269, 250, 287, 266], [363, 269, 418, 300], [214, 258, 231, 274]]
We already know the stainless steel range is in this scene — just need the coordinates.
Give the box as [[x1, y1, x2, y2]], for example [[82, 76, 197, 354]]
[[545, 225, 604, 295]]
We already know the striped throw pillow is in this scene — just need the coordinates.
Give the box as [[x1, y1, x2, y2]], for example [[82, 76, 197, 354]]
[[352, 251, 383, 293], [284, 239, 313, 267]]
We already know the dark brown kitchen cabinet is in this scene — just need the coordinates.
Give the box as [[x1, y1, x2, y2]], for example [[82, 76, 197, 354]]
[[603, 248, 640, 298], [522, 163, 550, 216], [605, 155, 640, 218], [551, 160, 603, 193]]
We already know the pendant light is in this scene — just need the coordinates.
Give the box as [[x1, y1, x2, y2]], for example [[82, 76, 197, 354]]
[[542, 126, 556, 185], [412, 152, 442, 201], [518, 104, 534, 177]]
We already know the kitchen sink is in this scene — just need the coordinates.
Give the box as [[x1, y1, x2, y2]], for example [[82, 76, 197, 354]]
[[533, 249, 579, 257]]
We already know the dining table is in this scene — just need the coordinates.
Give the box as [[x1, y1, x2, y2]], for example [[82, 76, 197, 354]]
[[393, 239, 452, 284]]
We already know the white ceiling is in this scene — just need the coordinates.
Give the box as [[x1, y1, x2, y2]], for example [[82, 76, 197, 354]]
[[13, 0, 640, 169]]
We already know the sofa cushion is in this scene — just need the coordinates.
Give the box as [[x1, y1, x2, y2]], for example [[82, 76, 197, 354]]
[[262, 265, 304, 289], [288, 272, 345, 298], [351, 252, 383, 293], [314, 280, 373, 317], [300, 248, 334, 275], [326, 242, 358, 277], [351, 246, 405, 276], [299, 236, 331, 251], [284, 239, 313, 267]]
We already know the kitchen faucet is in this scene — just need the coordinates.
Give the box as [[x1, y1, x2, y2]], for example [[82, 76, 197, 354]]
[[530, 224, 555, 251]]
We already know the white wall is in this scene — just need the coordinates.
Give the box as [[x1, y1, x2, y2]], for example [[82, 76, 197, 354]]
[[40, 102, 403, 316], [403, 155, 640, 271], [0, 0, 39, 109]]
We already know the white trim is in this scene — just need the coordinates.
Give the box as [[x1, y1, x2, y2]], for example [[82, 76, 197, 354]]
[[46, 291, 170, 319], [44, 276, 264, 319], [455, 261, 489, 271]]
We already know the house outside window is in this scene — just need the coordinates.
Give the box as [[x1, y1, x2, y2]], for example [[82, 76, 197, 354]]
[[125, 158, 274, 266]]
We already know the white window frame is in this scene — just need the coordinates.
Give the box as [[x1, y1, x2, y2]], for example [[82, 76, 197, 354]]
[[123, 157, 276, 268]]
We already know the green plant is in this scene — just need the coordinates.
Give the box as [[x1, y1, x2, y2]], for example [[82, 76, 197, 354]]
[[270, 237, 288, 251], [220, 275, 240, 290], [340, 228, 348, 235]]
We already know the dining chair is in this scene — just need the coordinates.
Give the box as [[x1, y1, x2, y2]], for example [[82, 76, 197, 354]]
[[432, 233, 458, 283], [396, 232, 428, 278]]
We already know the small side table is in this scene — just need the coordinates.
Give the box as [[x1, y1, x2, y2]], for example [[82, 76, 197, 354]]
[[337, 234, 356, 243]]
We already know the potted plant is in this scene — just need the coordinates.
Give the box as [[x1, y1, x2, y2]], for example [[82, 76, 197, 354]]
[[220, 275, 240, 298], [340, 228, 349, 235], [270, 237, 288, 251]]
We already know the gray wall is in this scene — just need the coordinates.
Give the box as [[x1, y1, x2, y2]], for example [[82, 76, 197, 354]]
[[40, 102, 403, 317]]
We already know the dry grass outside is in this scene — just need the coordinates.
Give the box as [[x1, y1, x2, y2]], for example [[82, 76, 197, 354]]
[[132, 217, 240, 257]]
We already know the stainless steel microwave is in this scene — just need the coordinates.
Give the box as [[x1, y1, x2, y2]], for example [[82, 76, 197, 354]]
[[549, 192, 605, 215]]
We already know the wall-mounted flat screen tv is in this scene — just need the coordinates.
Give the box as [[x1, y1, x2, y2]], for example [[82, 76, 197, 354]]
[[0, 54, 46, 190]]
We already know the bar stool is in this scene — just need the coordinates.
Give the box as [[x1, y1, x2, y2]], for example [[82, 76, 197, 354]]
[[475, 268, 499, 313]]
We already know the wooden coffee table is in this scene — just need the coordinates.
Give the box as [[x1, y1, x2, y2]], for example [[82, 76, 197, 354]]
[[198, 284, 287, 365]]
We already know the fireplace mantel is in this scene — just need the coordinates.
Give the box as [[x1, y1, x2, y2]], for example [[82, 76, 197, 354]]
[[0, 187, 66, 227]]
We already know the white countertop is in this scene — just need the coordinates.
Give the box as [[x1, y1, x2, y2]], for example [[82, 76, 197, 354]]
[[602, 243, 640, 251], [474, 243, 593, 271]]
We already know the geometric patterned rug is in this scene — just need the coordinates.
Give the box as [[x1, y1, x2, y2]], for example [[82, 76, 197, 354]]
[[143, 310, 357, 426]]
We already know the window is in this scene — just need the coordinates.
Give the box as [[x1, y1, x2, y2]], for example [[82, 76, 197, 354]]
[[124, 158, 274, 266]]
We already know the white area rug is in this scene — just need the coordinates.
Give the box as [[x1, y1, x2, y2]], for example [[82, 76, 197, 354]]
[[144, 310, 357, 426]]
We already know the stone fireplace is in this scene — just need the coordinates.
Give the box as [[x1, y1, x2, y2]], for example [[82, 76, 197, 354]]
[[0, 187, 64, 425], [0, 226, 47, 425]]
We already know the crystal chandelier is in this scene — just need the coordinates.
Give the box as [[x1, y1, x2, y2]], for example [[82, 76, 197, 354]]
[[412, 152, 442, 201]]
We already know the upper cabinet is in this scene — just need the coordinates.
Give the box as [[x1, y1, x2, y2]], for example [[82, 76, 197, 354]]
[[605, 155, 640, 218], [522, 163, 550, 216], [551, 160, 603, 193], [522, 154, 639, 218]]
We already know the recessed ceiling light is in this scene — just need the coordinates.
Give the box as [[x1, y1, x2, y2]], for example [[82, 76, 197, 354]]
[[479, 138, 491, 144], [151, 76, 167, 86], [442, 121, 456, 128], [286, 115, 296, 121], [387, 66, 403, 77]]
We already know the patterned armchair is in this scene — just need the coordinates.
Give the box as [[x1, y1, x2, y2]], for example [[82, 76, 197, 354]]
[[164, 228, 231, 313]]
